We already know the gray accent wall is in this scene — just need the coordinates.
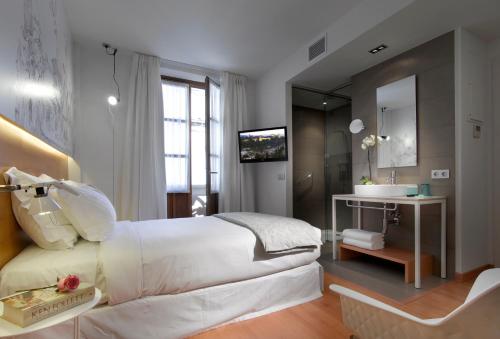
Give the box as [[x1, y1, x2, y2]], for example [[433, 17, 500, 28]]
[[351, 32, 455, 275]]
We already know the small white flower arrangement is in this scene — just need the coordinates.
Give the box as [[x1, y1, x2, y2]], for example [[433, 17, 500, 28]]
[[360, 134, 378, 183], [361, 134, 377, 150]]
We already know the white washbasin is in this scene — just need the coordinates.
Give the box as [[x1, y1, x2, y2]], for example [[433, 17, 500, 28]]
[[354, 184, 418, 197]]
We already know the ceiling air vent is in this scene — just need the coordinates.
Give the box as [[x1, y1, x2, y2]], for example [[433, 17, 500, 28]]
[[308, 35, 326, 62]]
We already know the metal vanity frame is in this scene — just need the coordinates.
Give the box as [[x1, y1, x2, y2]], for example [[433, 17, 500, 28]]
[[332, 194, 447, 288]]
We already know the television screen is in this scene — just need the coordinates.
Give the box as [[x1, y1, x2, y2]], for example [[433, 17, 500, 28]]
[[238, 127, 288, 163]]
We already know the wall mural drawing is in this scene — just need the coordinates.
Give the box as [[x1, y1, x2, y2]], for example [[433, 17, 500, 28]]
[[0, 0, 73, 155]]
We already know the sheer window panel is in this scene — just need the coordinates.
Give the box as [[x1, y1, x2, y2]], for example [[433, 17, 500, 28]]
[[191, 88, 206, 123], [163, 81, 189, 193], [190, 87, 206, 187], [165, 156, 188, 193], [163, 82, 189, 119], [191, 124, 206, 186], [210, 155, 220, 192], [209, 82, 221, 193], [209, 83, 221, 121], [164, 120, 188, 155]]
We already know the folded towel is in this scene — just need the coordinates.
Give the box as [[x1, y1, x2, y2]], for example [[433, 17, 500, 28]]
[[342, 229, 384, 243], [343, 237, 384, 250]]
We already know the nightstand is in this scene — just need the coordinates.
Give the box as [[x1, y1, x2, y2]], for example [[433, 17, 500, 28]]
[[0, 288, 101, 339]]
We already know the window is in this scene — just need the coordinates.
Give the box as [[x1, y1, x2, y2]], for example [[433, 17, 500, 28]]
[[162, 76, 220, 218], [163, 81, 189, 193]]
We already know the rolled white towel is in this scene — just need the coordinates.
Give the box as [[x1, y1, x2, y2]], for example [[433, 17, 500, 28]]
[[343, 237, 384, 250], [342, 229, 384, 243]]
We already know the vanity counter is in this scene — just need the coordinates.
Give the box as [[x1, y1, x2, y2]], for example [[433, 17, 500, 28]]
[[332, 194, 446, 204]]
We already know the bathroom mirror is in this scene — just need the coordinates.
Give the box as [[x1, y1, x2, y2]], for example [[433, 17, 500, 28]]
[[376, 75, 417, 168]]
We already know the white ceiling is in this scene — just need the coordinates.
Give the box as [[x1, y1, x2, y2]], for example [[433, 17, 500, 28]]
[[292, 0, 500, 91], [63, 0, 362, 78]]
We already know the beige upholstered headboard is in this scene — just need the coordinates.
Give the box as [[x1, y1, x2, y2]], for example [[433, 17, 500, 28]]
[[0, 115, 68, 269]]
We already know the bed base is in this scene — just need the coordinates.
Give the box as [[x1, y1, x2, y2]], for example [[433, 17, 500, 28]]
[[14, 262, 323, 339]]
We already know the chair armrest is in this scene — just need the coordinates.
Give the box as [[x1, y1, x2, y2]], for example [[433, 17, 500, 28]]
[[330, 284, 443, 326]]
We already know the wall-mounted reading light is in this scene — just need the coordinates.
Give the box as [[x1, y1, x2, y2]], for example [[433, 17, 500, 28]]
[[369, 44, 388, 54], [103, 43, 120, 106], [0, 181, 79, 216], [29, 186, 62, 215]]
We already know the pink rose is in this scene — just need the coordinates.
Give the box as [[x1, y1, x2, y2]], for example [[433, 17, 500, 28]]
[[57, 275, 80, 292]]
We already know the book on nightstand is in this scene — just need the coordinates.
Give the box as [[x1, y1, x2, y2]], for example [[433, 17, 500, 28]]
[[0, 283, 95, 327]]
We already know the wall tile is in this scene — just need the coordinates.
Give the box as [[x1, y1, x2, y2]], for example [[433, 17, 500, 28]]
[[351, 32, 455, 275]]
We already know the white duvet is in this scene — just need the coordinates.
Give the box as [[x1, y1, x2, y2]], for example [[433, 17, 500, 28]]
[[101, 217, 321, 305]]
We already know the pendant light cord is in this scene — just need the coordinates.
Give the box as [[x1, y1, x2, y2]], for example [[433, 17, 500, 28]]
[[113, 52, 120, 102]]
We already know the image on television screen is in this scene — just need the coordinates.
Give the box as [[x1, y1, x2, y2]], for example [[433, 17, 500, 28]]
[[238, 127, 288, 163]]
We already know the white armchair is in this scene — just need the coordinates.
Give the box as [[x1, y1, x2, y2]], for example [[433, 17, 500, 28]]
[[330, 269, 500, 339]]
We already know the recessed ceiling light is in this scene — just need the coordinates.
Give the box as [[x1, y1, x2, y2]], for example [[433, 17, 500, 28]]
[[323, 101, 328, 105], [369, 44, 387, 54]]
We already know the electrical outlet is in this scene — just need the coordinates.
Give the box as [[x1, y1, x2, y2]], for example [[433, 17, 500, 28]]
[[277, 173, 286, 181], [431, 169, 449, 179]]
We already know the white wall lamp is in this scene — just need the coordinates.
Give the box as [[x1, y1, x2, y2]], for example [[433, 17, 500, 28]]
[[103, 43, 120, 106], [0, 181, 79, 215]]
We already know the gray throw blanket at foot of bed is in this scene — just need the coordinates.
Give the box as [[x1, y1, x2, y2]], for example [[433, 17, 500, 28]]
[[214, 212, 322, 253]]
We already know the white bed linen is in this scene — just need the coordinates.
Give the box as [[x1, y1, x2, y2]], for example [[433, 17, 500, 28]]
[[215, 212, 323, 253], [0, 241, 101, 298], [13, 262, 323, 339], [101, 217, 321, 305]]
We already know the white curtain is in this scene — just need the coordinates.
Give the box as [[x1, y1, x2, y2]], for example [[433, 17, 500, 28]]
[[219, 72, 255, 212], [117, 53, 167, 221]]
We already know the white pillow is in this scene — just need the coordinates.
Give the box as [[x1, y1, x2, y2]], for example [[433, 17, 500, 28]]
[[3, 168, 78, 250], [41, 175, 116, 241]]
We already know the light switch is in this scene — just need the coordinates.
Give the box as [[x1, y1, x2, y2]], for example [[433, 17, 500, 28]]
[[431, 169, 449, 179]]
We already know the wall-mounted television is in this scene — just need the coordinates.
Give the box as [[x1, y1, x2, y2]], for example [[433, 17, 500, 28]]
[[238, 126, 288, 163]]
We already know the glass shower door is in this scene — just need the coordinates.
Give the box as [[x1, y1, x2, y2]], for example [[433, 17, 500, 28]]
[[325, 104, 352, 244]]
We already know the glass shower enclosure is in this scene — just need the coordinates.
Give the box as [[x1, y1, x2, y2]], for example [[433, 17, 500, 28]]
[[292, 86, 352, 258]]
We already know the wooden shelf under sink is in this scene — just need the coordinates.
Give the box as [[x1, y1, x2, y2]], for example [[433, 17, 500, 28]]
[[339, 243, 433, 284]]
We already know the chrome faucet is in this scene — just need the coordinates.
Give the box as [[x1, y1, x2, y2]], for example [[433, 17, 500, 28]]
[[387, 170, 396, 185]]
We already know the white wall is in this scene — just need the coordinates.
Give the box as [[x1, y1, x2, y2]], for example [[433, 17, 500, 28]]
[[254, 0, 414, 216], [72, 40, 133, 204], [454, 28, 493, 273], [489, 38, 500, 268], [72, 42, 257, 211]]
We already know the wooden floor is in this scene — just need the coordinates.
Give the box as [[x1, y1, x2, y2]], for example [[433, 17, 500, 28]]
[[191, 272, 474, 339]]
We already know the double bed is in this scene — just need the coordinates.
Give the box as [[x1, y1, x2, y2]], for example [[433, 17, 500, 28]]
[[0, 123, 323, 338]]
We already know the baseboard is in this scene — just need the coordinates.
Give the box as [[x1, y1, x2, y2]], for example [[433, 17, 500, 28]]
[[455, 264, 494, 282]]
